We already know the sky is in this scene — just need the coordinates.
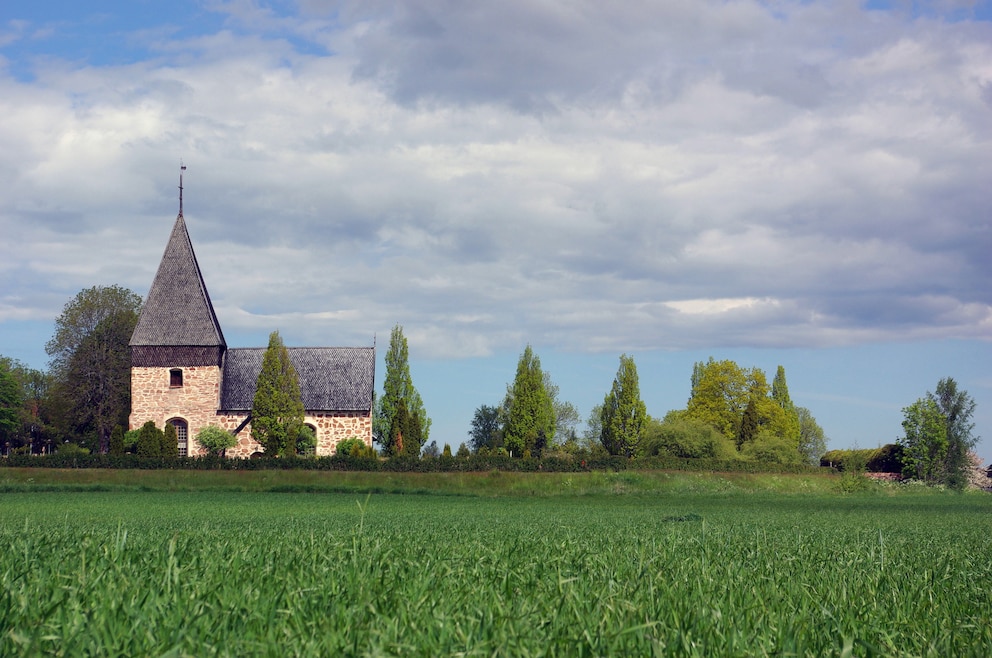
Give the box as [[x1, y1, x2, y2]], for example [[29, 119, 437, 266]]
[[1, 0, 990, 461]]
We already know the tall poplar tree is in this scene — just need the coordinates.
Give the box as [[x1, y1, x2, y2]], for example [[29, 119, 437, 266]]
[[375, 324, 431, 451], [503, 345, 554, 457], [599, 354, 647, 457], [929, 377, 979, 490], [771, 365, 801, 442], [251, 331, 305, 457]]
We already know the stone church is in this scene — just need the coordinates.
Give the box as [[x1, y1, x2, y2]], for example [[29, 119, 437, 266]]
[[128, 190, 375, 457]]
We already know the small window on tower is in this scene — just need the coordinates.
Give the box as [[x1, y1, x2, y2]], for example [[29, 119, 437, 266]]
[[170, 369, 183, 388]]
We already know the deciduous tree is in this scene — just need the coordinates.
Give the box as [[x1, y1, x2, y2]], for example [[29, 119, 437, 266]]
[[44, 286, 142, 452], [929, 377, 979, 490], [374, 325, 431, 447], [251, 331, 305, 457], [900, 397, 948, 483], [503, 345, 554, 457], [796, 407, 827, 465], [196, 425, 237, 456], [468, 404, 502, 452], [599, 354, 647, 457]]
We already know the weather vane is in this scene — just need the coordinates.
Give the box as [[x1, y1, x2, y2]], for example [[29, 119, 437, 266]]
[[179, 160, 187, 215]]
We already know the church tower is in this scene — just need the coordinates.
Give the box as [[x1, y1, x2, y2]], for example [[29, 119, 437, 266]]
[[129, 168, 226, 456]]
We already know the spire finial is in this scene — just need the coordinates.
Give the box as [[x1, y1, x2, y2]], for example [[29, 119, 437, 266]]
[[179, 160, 187, 215]]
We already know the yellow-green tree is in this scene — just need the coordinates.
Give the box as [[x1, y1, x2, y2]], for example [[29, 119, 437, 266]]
[[600, 354, 647, 457], [503, 345, 554, 457]]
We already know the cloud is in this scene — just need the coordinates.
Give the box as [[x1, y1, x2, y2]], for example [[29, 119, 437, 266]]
[[0, 0, 990, 361]]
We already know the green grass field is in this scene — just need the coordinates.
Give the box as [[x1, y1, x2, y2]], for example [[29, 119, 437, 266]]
[[2, 474, 991, 656]]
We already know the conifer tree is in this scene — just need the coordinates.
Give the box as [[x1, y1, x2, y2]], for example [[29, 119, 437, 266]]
[[375, 325, 431, 447], [503, 345, 555, 457], [736, 398, 759, 449], [136, 420, 164, 457], [109, 425, 125, 456], [599, 354, 647, 457], [162, 422, 180, 458], [251, 330, 305, 457]]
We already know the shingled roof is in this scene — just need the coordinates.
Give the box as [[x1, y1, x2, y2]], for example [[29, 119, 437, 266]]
[[130, 213, 226, 348], [220, 347, 375, 413]]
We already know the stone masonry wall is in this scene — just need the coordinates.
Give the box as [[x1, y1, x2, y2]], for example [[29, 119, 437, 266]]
[[218, 411, 373, 458], [132, 366, 373, 458], [130, 366, 221, 457]]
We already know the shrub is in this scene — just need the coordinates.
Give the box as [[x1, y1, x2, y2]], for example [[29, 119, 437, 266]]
[[740, 432, 804, 465], [196, 425, 237, 456], [57, 442, 90, 456], [640, 417, 737, 460], [336, 437, 375, 459]]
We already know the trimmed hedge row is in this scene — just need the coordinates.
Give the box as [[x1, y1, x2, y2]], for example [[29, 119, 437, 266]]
[[2, 452, 829, 475]]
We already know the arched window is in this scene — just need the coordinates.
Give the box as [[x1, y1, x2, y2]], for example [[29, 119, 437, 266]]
[[298, 424, 317, 456], [169, 418, 189, 457], [169, 368, 183, 388]]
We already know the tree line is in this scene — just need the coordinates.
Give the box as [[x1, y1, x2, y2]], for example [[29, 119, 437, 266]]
[[0, 285, 981, 489]]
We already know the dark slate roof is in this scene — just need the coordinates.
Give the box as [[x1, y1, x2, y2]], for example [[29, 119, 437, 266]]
[[130, 213, 226, 348], [220, 347, 375, 413]]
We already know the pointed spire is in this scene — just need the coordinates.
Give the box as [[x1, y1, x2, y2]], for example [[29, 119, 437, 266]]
[[130, 188, 225, 350]]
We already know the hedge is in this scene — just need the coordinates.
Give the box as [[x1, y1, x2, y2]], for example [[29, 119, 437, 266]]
[[2, 452, 831, 475]]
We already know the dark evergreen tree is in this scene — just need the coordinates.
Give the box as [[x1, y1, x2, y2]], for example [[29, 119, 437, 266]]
[[136, 420, 164, 457], [251, 330, 305, 457], [736, 398, 759, 449], [109, 425, 125, 456]]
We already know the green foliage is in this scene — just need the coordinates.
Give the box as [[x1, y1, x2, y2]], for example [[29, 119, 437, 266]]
[[123, 429, 140, 451], [900, 397, 948, 483], [796, 406, 827, 465], [736, 398, 759, 449], [599, 354, 647, 457], [442, 443, 452, 458], [162, 423, 180, 458], [336, 437, 375, 458], [468, 404, 502, 452], [685, 358, 753, 440], [296, 425, 316, 457], [251, 331, 305, 458], [44, 285, 142, 452], [503, 345, 555, 458], [930, 377, 979, 491], [739, 432, 804, 465], [387, 398, 423, 457], [0, 365, 20, 442], [640, 417, 737, 460], [196, 425, 237, 456], [56, 442, 90, 456], [136, 421, 164, 457], [375, 324, 431, 448], [456, 443, 471, 459], [109, 426, 125, 456]]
